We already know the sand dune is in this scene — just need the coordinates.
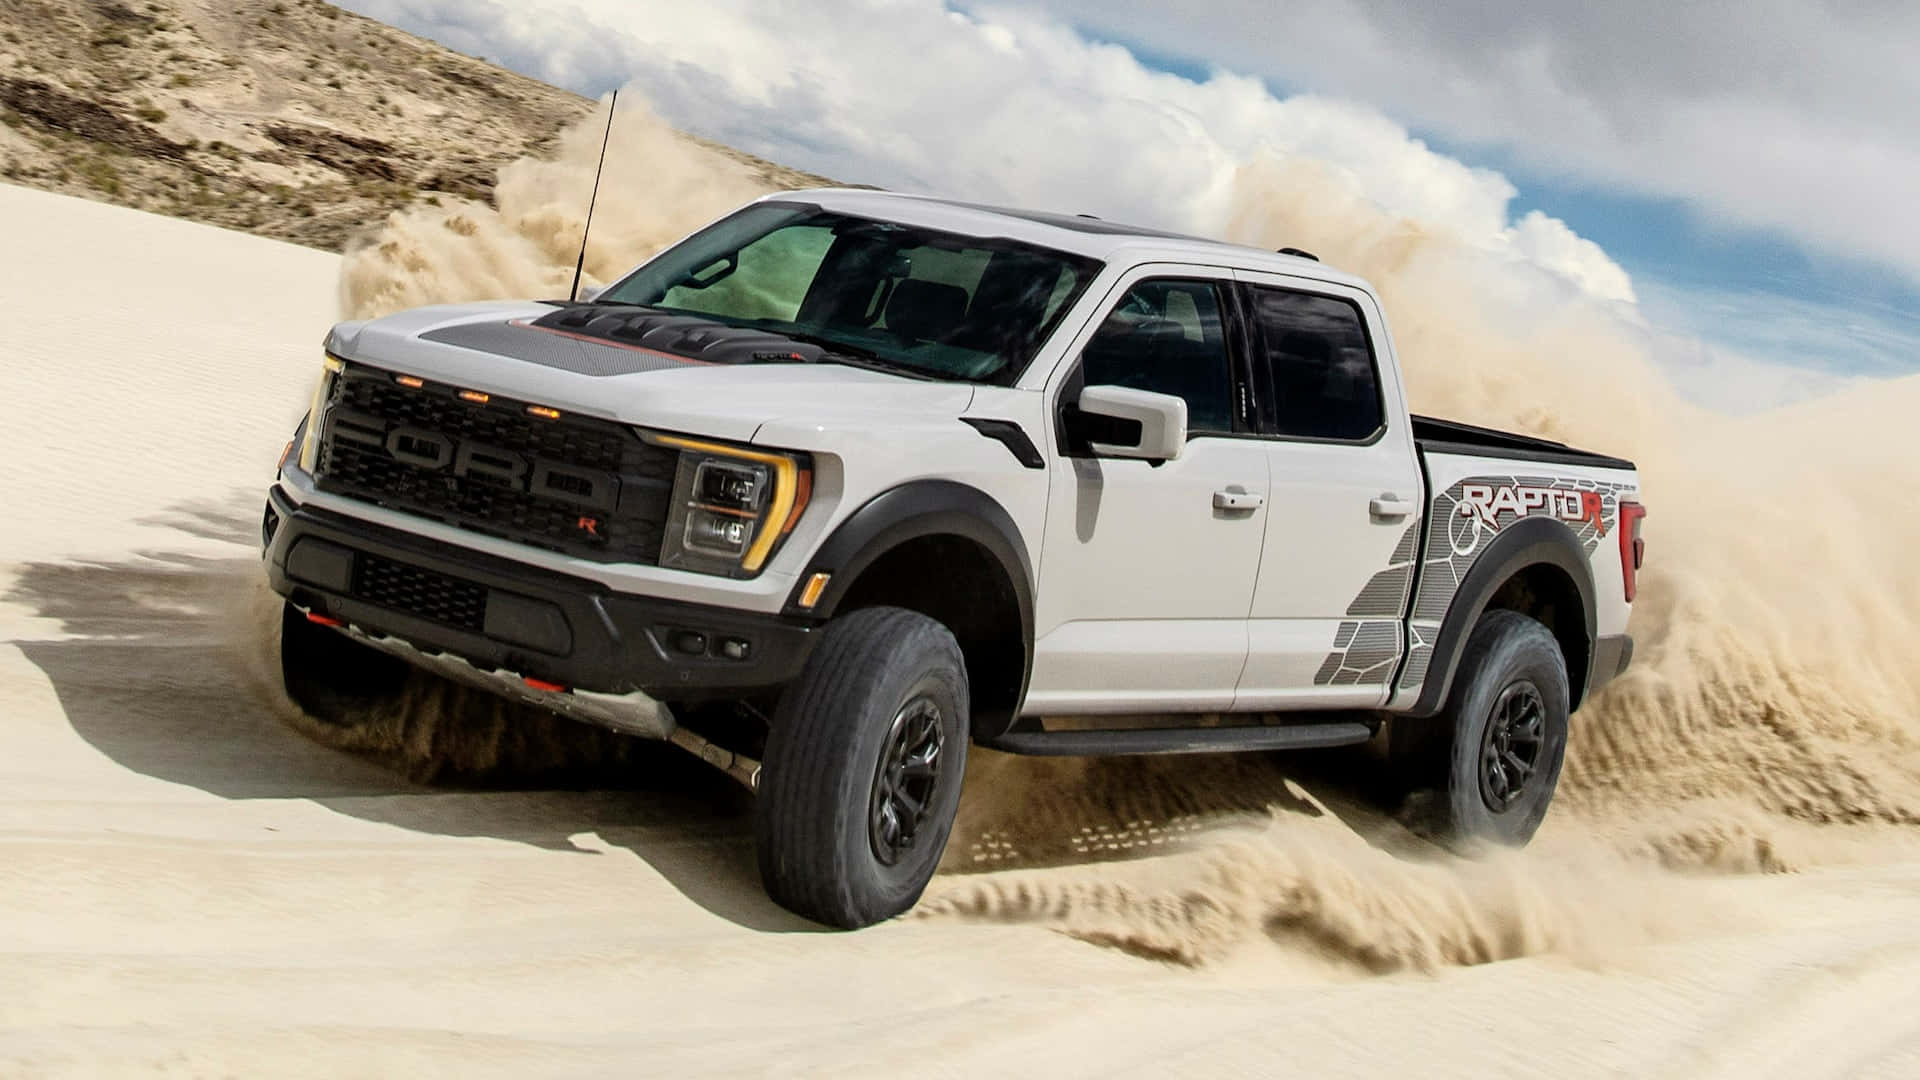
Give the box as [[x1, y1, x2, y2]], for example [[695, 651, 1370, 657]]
[[7, 177, 1920, 1077]]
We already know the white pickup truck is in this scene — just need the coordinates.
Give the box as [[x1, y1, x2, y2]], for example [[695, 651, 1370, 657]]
[[264, 189, 1645, 927]]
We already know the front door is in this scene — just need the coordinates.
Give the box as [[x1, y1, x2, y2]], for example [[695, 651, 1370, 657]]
[[1232, 271, 1424, 709], [1025, 270, 1270, 715]]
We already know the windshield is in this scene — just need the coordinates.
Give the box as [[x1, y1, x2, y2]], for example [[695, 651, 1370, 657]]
[[598, 203, 1104, 383]]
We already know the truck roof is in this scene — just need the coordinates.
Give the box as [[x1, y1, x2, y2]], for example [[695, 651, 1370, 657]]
[[764, 188, 1372, 290]]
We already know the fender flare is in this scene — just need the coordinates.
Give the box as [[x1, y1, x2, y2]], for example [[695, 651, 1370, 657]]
[[1407, 516, 1598, 716], [784, 480, 1036, 730]]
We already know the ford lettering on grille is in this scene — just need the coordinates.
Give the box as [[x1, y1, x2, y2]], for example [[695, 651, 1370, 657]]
[[329, 408, 619, 513], [312, 367, 676, 563]]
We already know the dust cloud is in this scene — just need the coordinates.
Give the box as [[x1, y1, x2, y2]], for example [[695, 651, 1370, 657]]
[[236, 574, 653, 786], [324, 93, 1919, 967], [339, 99, 777, 320]]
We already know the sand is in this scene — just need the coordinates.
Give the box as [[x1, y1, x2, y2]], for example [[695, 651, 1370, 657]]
[[6, 178, 1920, 1078]]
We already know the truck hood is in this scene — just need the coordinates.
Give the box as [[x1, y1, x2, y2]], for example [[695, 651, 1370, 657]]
[[325, 301, 976, 443]]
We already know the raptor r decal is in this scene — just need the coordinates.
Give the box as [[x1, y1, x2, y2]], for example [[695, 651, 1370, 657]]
[[1458, 483, 1608, 536]]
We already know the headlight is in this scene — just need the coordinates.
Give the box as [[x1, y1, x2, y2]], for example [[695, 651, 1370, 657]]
[[295, 353, 346, 474], [649, 434, 812, 577]]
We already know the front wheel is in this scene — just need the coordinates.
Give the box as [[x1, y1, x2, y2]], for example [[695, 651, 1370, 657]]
[[754, 607, 969, 929], [1408, 609, 1570, 849]]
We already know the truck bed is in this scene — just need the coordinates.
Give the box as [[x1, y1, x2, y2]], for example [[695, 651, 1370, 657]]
[[1412, 415, 1635, 471]]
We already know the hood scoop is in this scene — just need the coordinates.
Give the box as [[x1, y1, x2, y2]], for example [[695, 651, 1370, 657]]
[[418, 305, 826, 377], [535, 305, 828, 363]]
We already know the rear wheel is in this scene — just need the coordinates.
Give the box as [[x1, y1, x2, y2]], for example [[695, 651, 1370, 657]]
[[279, 601, 411, 724], [1402, 610, 1570, 849], [754, 607, 969, 929]]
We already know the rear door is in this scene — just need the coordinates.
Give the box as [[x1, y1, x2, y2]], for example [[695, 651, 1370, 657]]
[[1024, 266, 1270, 714], [1231, 271, 1425, 709]]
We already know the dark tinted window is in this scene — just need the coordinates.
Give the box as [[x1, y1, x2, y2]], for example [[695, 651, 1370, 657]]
[[1247, 287, 1383, 441], [1078, 279, 1234, 433]]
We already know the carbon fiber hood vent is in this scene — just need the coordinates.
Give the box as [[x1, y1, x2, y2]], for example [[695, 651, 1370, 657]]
[[419, 305, 829, 377]]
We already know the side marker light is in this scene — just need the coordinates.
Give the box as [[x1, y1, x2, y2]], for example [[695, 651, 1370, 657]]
[[798, 572, 831, 610]]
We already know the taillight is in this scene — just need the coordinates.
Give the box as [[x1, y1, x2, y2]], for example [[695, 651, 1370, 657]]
[[1618, 500, 1647, 602]]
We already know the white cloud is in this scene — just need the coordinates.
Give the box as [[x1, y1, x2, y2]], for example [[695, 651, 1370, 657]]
[[338, 0, 1910, 412], [344, 0, 1633, 307], [1508, 211, 1636, 305], [1029, 0, 1920, 288]]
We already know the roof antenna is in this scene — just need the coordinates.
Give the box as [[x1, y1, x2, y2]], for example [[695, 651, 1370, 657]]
[[568, 89, 618, 303]]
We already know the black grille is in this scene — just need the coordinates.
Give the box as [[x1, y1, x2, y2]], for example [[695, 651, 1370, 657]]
[[353, 553, 487, 632], [314, 367, 678, 563]]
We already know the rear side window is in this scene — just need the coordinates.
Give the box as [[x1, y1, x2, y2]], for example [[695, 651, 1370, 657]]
[[1245, 287, 1383, 441], [1078, 279, 1235, 433]]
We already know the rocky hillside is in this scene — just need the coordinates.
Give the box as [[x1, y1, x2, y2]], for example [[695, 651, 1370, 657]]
[[0, 0, 830, 250]]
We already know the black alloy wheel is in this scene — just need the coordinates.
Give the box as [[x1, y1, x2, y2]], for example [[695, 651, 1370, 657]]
[[1478, 680, 1546, 812], [868, 697, 946, 866]]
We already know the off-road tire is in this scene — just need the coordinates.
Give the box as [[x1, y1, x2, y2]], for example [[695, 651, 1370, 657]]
[[755, 606, 969, 929], [1407, 609, 1570, 849], [279, 601, 411, 724]]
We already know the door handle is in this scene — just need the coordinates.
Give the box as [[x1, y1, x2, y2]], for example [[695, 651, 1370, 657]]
[[1369, 494, 1413, 519], [1214, 487, 1264, 512]]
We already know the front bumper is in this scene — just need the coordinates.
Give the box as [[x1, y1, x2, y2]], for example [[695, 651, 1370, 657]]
[[263, 485, 819, 709]]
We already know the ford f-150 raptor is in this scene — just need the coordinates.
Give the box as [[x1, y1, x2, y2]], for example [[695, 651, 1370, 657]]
[[263, 189, 1645, 928]]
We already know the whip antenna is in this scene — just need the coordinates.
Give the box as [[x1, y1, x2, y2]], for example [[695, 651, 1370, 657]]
[[569, 89, 618, 302]]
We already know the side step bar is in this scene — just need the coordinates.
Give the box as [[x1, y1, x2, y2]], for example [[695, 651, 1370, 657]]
[[980, 721, 1375, 757]]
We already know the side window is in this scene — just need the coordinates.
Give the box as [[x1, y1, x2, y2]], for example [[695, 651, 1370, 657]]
[[1246, 287, 1383, 441], [1078, 279, 1234, 433]]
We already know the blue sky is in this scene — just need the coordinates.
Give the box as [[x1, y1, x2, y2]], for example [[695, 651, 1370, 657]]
[[343, 0, 1919, 410], [1426, 140, 1920, 383]]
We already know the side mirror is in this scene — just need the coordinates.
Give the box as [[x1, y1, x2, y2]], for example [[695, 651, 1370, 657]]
[[1073, 385, 1186, 462]]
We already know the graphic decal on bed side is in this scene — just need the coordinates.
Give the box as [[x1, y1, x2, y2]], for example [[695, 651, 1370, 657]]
[[1393, 473, 1636, 699], [1313, 474, 1636, 690]]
